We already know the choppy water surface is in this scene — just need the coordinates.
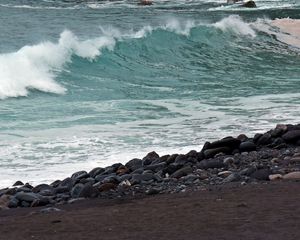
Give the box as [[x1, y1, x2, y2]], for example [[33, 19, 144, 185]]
[[0, 0, 299, 186]]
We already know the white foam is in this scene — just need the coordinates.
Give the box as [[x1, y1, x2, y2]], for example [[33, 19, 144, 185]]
[[214, 15, 256, 37], [0, 30, 116, 99]]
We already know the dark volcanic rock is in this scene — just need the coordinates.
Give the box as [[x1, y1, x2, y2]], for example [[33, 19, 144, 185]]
[[97, 183, 117, 192], [7, 197, 19, 208], [142, 151, 160, 166], [170, 166, 193, 179], [282, 130, 300, 142], [239, 141, 256, 152], [257, 133, 272, 146], [198, 159, 225, 170], [32, 184, 54, 194], [15, 192, 39, 203], [125, 158, 143, 171], [89, 167, 105, 178], [71, 183, 85, 198], [163, 164, 183, 175], [242, 0, 256, 8], [13, 181, 24, 187], [251, 169, 272, 181], [204, 147, 231, 158], [207, 137, 241, 150], [131, 173, 154, 184], [71, 171, 89, 181], [144, 162, 166, 172]]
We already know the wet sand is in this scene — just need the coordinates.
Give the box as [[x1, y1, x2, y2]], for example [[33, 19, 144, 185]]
[[0, 181, 299, 240]]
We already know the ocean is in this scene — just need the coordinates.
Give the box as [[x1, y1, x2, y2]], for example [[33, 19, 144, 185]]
[[0, 0, 299, 187]]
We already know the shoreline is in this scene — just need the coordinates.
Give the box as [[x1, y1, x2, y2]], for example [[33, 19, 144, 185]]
[[0, 181, 299, 240], [1, 123, 300, 210]]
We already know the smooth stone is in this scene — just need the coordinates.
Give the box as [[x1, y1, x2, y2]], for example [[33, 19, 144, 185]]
[[283, 171, 300, 180], [206, 137, 241, 150], [54, 186, 70, 194], [174, 154, 188, 164], [239, 167, 256, 176], [204, 147, 231, 158], [290, 157, 300, 164], [250, 169, 272, 181], [223, 157, 234, 165], [239, 141, 256, 152], [218, 171, 233, 178], [170, 166, 193, 179], [88, 167, 105, 178], [165, 154, 178, 165], [144, 162, 166, 172], [7, 197, 19, 208], [282, 130, 300, 142], [59, 178, 74, 191], [97, 183, 117, 192], [15, 192, 40, 202], [125, 158, 143, 171], [16, 187, 32, 193], [102, 175, 120, 184], [257, 133, 272, 145], [253, 133, 263, 143], [163, 164, 183, 175], [142, 151, 160, 166], [131, 173, 154, 184], [0, 195, 10, 209], [13, 181, 24, 187], [116, 166, 129, 175], [32, 184, 54, 194], [77, 183, 98, 198], [198, 159, 225, 170], [223, 173, 241, 183], [182, 174, 198, 183], [71, 171, 89, 181], [70, 183, 84, 198], [68, 198, 85, 204], [146, 188, 161, 195], [269, 174, 283, 181], [40, 207, 62, 213], [241, 0, 256, 8]]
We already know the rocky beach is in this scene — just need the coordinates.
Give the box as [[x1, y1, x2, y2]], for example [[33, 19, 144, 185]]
[[1, 123, 300, 210], [0, 124, 300, 239]]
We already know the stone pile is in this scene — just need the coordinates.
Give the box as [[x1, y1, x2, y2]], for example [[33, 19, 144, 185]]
[[1, 123, 300, 209]]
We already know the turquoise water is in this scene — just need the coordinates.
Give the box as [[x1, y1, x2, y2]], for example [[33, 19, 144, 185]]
[[0, 0, 300, 186]]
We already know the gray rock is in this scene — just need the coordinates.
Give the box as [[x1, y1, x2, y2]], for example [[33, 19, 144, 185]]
[[131, 173, 154, 184], [251, 169, 272, 181], [89, 167, 105, 178], [206, 137, 241, 150], [144, 162, 166, 172], [32, 184, 54, 194], [174, 154, 188, 165], [239, 141, 256, 152], [239, 167, 256, 176], [223, 173, 241, 183], [71, 171, 89, 181], [125, 158, 143, 171], [71, 183, 85, 198], [13, 181, 24, 187], [282, 130, 300, 142], [198, 159, 225, 170], [15, 192, 40, 202], [257, 133, 272, 145], [146, 188, 161, 195], [223, 157, 234, 165], [40, 207, 62, 213], [143, 151, 160, 166], [8, 197, 19, 208], [204, 147, 231, 159], [170, 166, 193, 179]]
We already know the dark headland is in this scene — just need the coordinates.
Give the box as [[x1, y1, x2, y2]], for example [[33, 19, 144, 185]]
[[0, 124, 300, 239]]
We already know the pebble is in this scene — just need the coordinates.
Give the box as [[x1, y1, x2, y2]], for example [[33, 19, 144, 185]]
[[268, 174, 283, 181], [283, 171, 300, 180]]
